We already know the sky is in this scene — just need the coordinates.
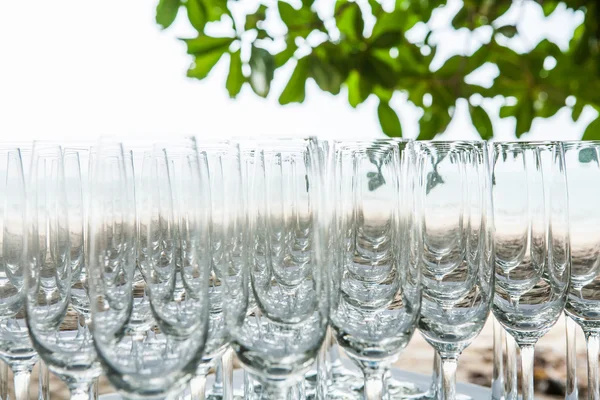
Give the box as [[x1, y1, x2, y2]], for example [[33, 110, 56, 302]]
[[0, 0, 596, 142]]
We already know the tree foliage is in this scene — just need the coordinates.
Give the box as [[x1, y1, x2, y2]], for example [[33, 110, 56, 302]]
[[156, 0, 600, 139]]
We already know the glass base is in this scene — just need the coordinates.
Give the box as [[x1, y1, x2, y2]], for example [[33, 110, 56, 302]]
[[205, 392, 244, 400]]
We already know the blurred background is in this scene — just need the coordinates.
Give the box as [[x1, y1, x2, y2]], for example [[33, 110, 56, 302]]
[[0, 0, 598, 398], [1, 0, 599, 142]]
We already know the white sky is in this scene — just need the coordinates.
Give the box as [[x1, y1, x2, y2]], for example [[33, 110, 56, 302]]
[[0, 0, 596, 142]]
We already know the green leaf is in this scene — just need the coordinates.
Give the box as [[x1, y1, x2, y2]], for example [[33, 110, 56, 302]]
[[418, 108, 451, 140], [497, 25, 518, 38], [377, 101, 402, 137], [583, 117, 600, 140], [279, 1, 315, 32], [515, 97, 534, 137], [310, 55, 343, 95], [186, 0, 206, 31], [184, 36, 234, 55], [499, 104, 517, 118], [371, 9, 406, 39], [469, 105, 493, 140], [274, 40, 298, 68], [245, 4, 267, 31], [204, 0, 230, 22], [187, 51, 225, 80], [363, 55, 397, 89], [226, 50, 244, 98], [346, 70, 369, 108], [249, 46, 275, 98], [572, 100, 585, 122], [436, 55, 463, 77], [543, 2, 559, 17], [573, 26, 590, 65], [156, 0, 180, 29], [368, 0, 382, 15], [395, 44, 427, 75], [279, 58, 309, 105], [185, 35, 233, 81], [451, 6, 469, 29], [336, 1, 364, 42], [370, 30, 403, 48]]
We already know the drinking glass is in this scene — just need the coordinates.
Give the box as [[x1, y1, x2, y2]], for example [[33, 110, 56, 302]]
[[418, 141, 494, 400], [0, 146, 34, 400], [25, 143, 102, 399], [563, 141, 600, 400], [566, 315, 578, 400], [230, 140, 328, 399], [330, 140, 421, 400], [492, 141, 570, 400], [167, 141, 243, 400], [4, 142, 54, 400], [88, 139, 211, 399]]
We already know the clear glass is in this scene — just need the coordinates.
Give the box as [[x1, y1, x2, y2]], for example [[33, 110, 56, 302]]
[[565, 315, 579, 400], [492, 141, 570, 400], [38, 360, 51, 400], [229, 140, 329, 398], [504, 329, 518, 400], [186, 142, 243, 400], [123, 144, 155, 337], [330, 140, 421, 400], [491, 317, 504, 400], [88, 139, 211, 399], [0, 147, 36, 400], [64, 146, 99, 400], [417, 141, 494, 400], [563, 141, 600, 400], [25, 144, 102, 399]]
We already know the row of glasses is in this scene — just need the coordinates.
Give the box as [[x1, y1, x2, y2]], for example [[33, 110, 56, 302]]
[[0, 138, 590, 400], [26, 144, 103, 399], [325, 139, 572, 400], [233, 139, 329, 399], [330, 140, 422, 400], [496, 141, 600, 400]]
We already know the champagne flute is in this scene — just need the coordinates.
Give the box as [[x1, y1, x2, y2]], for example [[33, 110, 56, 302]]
[[563, 141, 600, 400], [417, 141, 494, 400], [492, 141, 570, 400], [0, 146, 34, 400]]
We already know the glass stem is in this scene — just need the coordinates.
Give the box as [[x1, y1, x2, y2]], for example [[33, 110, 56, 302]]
[[222, 349, 234, 400], [69, 382, 93, 400], [363, 369, 385, 400], [329, 329, 345, 376], [39, 359, 50, 400], [213, 359, 224, 396], [505, 333, 518, 400], [91, 378, 99, 400], [316, 336, 328, 400], [190, 371, 207, 400], [492, 318, 504, 400], [566, 316, 579, 400], [518, 344, 536, 400], [429, 351, 441, 399], [14, 370, 31, 400], [244, 370, 254, 400], [263, 382, 298, 400], [586, 331, 600, 400], [0, 361, 8, 400], [441, 357, 458, 400]]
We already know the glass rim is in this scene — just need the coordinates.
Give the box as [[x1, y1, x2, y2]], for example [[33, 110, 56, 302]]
[[562, 140, 600, 149], [492, 140, 562, 150]]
